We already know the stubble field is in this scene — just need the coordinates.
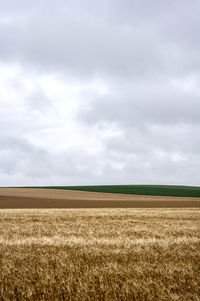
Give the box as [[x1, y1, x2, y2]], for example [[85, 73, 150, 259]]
[[0, 208, 200, 301]]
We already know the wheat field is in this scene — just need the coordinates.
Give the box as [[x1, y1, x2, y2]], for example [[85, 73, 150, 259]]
[[0, 208, 200, 300]]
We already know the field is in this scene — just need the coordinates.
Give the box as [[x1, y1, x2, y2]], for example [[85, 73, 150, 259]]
[[0, 208, 200, 300], [24, 184, 200, 198], [0, 188, 200, 208]]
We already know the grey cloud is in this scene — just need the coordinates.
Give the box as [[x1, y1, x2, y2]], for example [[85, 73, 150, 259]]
[[0, 0, 200, 186], [79, 79, 200, 128], [103, 125, 200, 158], [0, 136, 34, 153], [25, 88, 53, 113], [20, 15, 161, 77], [0, 134, 128, 186], [0, 23, 20, 61], [96, 125, 200, 186], [0, 136, 43, 175], [0, 0, 200, 78], [0, 135, 81, 180]]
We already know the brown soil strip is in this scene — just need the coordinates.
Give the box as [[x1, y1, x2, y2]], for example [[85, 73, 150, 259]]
[[0, 188, 200, 208]]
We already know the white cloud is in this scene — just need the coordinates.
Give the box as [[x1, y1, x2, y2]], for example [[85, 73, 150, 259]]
[[0, 0, 200, 186]]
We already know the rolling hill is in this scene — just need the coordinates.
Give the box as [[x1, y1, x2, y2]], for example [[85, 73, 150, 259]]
[[23, 184, 200, 198]]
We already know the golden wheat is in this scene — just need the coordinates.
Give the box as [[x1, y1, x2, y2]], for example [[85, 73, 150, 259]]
[[0, 208, 200, 300]]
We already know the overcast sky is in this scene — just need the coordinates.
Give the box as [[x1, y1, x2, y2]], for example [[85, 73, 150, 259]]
[[0, 0, 200, 186]]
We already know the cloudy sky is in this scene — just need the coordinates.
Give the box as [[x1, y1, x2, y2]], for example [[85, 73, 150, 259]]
[[0, 0, 200, 186]]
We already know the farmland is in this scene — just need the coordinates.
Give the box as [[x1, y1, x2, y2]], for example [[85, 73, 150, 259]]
[[0, 187, 200, 300], [0, 208, 200, 300], [0, 188, 200, 208], [26, 184, 200, 198]]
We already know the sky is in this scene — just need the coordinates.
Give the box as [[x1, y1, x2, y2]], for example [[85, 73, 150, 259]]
[[0, 0, 200, 186]]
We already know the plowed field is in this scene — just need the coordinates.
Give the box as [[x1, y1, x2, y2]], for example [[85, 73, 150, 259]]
[[0, 188, 200, 208]]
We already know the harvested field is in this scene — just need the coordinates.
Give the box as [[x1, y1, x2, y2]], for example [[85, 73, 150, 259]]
[[0, 208, 200, 300], [33, 184, 200, 198], [0, 188, 200, 208]]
